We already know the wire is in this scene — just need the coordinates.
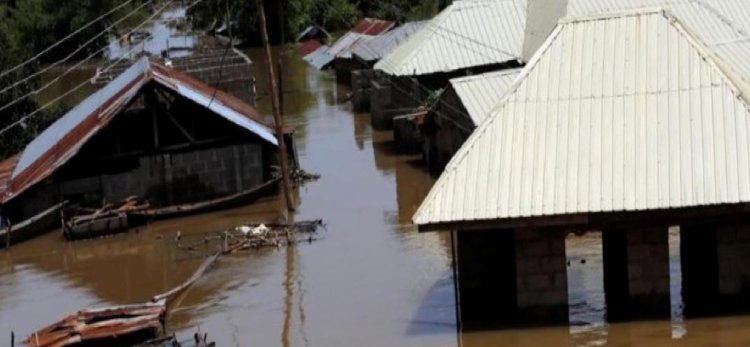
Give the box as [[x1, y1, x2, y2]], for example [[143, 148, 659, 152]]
[[0, 0, 175, 115], [0, 0, 207, 136], [206, 0, 234, 109], [0, 0, 137, 80], [0, 0, 156, 98]]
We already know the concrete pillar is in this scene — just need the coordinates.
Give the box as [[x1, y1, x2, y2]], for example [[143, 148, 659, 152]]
[[514, 228, 569, 324], [603, 228, 671, 320], [680, 224, 719, 316]]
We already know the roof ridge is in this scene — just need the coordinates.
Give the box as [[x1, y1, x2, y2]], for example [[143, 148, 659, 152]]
[[450, 68, 524, 84], [412, 6, 750, 226]]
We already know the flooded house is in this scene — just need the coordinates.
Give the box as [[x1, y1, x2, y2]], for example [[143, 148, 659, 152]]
[[298, 18, 395, 78], [328, 18, 395, 85], [0, 57, 294, 246], [421, 68, 521, 170], [349, 21, 427, 113], [413, 7, 750, 328], [370, 0, 565, 133]]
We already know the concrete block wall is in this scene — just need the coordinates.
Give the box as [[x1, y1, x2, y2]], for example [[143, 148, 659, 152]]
[[514, 229, 569, 315], [17, 143, 264, 216], [717, 225, 750, 295], [626, 228, 670, 298]]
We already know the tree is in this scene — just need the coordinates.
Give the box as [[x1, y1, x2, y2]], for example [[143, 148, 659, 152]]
[[187, 0, 359, 44]]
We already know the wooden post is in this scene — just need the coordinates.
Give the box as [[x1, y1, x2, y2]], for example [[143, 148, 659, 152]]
[[5, 221, 10, 251], [10, 331, 14, 347], [255, 0, 294, 212]]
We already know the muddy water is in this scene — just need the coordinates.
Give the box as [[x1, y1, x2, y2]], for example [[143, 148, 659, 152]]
[[6, 48, 750, 346]]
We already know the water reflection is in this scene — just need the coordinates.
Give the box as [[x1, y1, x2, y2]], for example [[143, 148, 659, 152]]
[[107, 7, 196, 60]]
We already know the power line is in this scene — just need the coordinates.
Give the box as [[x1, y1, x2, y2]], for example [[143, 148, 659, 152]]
[[0, 0, 137, 80], [0, 0, 156, 98], [0, 0, 207, 135], [0, 0, 176, 115]]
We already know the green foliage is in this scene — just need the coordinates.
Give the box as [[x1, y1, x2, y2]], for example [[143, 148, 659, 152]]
[[187, 0, 359, 43], [0, 0, 141, 159], [361, 0, 451, 22]]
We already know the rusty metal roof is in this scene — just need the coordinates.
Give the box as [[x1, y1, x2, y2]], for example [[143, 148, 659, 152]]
[[298, 39, 325, 57], [328, 18, 396, 59], [351, 21, 427, 62], [351, 18, 396, 35], [2, 57, 277, 204]]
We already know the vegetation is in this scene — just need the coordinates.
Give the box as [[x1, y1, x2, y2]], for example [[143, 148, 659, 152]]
[[0, 0, 149, 159], [187, 0, 451, 44]]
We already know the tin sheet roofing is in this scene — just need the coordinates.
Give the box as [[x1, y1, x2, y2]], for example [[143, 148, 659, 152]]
[[568, 0, 750, 93], [327, 18, 395, 59], [449, 69, 522, 125], [375, 0, 527, 77], [3, 57, 276, 203], [414, 9, 750, 228], [298, 39, 325, 57], [303, 45, 335, 70], [351, 21, 427, 62]]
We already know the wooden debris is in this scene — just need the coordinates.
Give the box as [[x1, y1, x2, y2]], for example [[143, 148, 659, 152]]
[[176, 220, 324, 257], [63, 197, 150, 241]]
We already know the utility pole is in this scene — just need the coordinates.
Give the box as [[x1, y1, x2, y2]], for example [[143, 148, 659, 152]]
[[256, 0, 294, 212]]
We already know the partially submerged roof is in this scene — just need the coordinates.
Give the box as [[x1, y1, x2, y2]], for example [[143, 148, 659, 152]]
[[414, 9, 750, 229], [327, 18, 396, 59], [351, 21, 427, 62], [2, 57, 277, 204], [567, 0, 750, 95], [375, 0, 527, 76], [303, 44, 335, 70], [449, 68, 522, 125]]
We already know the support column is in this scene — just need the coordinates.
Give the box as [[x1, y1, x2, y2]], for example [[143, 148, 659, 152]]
[[514, 228, 569, 325], [603, 227, 670, 320], [454, 229, 517, 329]]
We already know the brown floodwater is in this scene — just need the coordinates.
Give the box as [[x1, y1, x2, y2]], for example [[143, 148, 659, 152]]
[[7, 48, 750, 346]]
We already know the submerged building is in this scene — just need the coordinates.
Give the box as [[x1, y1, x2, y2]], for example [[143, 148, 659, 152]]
[[414, 8, 750, 327], [0, 57, 293, 245], [422, 68, 521, 171]]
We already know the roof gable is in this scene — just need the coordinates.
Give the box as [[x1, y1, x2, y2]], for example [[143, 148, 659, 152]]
[[414, 9, 750, 227], [4, 57, 276, 203]]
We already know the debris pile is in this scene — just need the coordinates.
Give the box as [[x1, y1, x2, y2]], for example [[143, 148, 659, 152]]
[[176, 220, 325, 256]]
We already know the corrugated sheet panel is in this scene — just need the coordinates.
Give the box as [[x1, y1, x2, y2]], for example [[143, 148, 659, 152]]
[[414, 10, 750, 227], [298, 39, 324, 56], [568, 0, 750, 93], [375, 0, 527, 76], [0, 155, 19, 200], [5, 57, 276, 203], [351, 21, 427, 62], [327, 18, 395, 59], [449, 68, 522, 124], [351, 18, 396, 35], [304, 45, 335, 70]]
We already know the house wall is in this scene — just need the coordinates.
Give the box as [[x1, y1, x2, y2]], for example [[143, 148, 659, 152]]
[[351, 69, 376, 113], [16, 142, 265, 219], [423, 86, 475, 172]]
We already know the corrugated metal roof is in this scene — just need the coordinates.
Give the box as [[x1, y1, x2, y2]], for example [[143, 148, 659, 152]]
[[414, 9, 750, 227], [351, 18, 396, 35], [449, 68, 522, 124], [567, 0, 750, 94], [298, 39, 324, 57], [303, 45, 335, 70], [4, 57, 276, 203], [327, 18, 395, 59], [351, 21, 427, 62], [375, 0, 527, 76]]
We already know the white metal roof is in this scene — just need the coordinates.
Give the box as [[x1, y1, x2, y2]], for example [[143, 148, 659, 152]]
[[351, 21, 427, 62], [567, 0, 750, 93], [375, 0, 527, 76], [449, 69, 522, 125], [413, 9, 750, 227]]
